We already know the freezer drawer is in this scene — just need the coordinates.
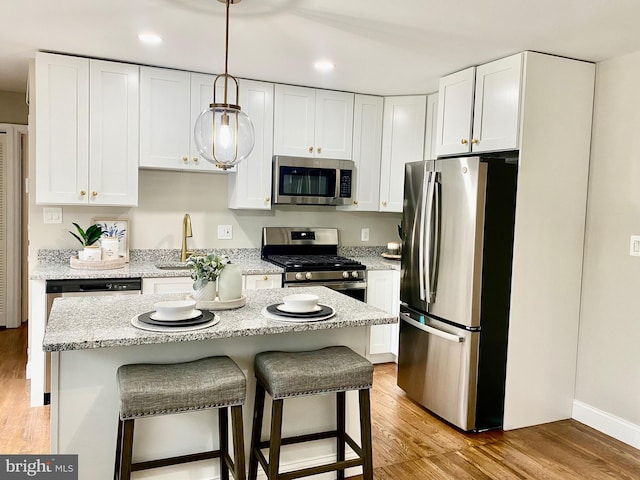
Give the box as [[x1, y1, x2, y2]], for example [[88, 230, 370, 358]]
[[397, 309, 480, 431]]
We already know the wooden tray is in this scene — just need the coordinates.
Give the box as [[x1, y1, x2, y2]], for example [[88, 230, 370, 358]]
[[381, 252, 401, 260], [70, 255, 126, 270]]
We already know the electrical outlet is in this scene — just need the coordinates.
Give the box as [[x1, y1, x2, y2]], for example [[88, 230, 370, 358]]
[[217, 224, 233, 240], [630, 235, 640, 256], [361, 228, 369, 242]]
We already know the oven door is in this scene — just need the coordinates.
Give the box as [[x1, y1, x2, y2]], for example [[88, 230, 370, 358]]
[[285, 280, 366, 302]]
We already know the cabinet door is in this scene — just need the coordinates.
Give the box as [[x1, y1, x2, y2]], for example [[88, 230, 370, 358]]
[[471, 53, 523, 153], [338, 94, 382, 212], [379, 95, 426, 213], [139, 67, 191, 169], [89, 60, 139, 206], [244, 274, 282, 290], [435, 67, 475, 156], [273, 84, 316, 157], [142, 277, 193, 294], [35, 53, 89, 205], [228, 79, 274, 209], [423, 93, 439, 160], [314, 90, 354, 159], [367, 270, 400, 359]]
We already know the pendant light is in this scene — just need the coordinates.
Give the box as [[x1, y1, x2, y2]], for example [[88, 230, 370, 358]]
[[194, 0, 255, 170]]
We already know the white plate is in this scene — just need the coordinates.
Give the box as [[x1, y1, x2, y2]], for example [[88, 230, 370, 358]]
[[149, 309, 202, 322], [276, 303, 322, 314], [131, 314, 220, 332], [261, 306, 335, 323]]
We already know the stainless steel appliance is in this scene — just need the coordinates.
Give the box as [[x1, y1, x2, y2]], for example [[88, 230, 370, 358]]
[[272, 156, 354, 206], [44, 277, 142, 404], [261, 227, 366, 301], [397, 156, 518, 431]]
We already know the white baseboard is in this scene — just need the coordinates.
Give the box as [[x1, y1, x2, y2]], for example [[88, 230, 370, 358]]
[[26, 360, 31, 379], [572, 400, 640, 450]]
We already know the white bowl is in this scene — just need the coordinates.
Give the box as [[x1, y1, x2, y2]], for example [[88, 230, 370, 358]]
[[152, 299, 197, 320], [281, 294, 319, 313]]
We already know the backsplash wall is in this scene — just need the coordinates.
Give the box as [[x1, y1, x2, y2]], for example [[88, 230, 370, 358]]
[[28, 168, 402, 264]]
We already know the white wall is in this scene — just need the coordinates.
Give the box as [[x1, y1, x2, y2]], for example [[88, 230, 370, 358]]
[[574, 50, 640, 445], [0, 90, 28, 124], [28, 168, 401, 257]]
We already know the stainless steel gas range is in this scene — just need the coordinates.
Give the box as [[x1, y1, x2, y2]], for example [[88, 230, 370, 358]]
[[261, 227, 366, 301]]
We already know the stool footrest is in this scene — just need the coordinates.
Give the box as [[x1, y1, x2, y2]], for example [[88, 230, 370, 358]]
[[257, 429, 338, 449], [132, 450, 221, 472]]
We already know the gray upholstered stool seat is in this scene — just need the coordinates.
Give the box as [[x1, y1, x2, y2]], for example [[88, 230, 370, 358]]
[[254, 346, 373, 399], [117, 356, 246, 419], [114, 356, 247, 480], [249, 346, 374, 480]]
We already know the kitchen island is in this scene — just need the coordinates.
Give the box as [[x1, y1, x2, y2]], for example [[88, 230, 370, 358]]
[[43, 286, 396, 480]]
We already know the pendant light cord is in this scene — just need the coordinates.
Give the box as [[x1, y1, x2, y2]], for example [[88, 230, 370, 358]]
[[223, 0, 230, 105]]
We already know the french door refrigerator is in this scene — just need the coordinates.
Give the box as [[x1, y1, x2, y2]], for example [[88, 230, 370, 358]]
[[397, 156, 518, 431]]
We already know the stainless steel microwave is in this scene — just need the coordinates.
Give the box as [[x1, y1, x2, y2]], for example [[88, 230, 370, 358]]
[[272, 156, 354, 206]]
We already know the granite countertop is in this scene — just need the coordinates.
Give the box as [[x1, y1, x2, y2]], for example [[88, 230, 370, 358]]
[[30, 248, 398, 280], [42, 286, 397, 352]]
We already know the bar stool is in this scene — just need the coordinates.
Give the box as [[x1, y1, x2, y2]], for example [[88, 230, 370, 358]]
[[248, 346, 374, 480], [114, 356, 246, 480]]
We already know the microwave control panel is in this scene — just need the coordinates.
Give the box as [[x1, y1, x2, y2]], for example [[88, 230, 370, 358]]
[[339, 170, 352, 198]]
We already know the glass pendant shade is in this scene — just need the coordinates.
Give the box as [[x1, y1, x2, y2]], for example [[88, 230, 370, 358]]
[[194, 104, 255, 169]]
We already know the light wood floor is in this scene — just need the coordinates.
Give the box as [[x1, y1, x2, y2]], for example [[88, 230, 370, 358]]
[[2, 324, 639, 479]]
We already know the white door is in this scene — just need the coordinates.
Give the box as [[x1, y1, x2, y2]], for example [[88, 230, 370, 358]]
[[314, 89, 354, 159], [35, 52, 89, 204], [471, 53, 523, 153], [89, 60, 139, 206], [435, 67, 475, 157], [228, 79, 274, 210], [379, 95, 426, 213], [273, 84, 315, 157], [139, 67, 191, 169]]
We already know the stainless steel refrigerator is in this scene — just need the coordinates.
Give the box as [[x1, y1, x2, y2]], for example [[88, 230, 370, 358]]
[[397, 156, 518, 431]]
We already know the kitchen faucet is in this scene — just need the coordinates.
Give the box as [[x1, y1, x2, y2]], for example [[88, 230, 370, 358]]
[[181, 213, 194, 262]]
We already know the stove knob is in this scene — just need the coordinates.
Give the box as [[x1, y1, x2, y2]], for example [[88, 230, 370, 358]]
[[351, 271, 359, 278], [295, 272, 304, 280], [342, 271, 350, 279], [305, 272, 313, 280]]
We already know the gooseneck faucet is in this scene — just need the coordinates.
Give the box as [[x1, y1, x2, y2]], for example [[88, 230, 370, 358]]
[[181, 213, 194, 262]]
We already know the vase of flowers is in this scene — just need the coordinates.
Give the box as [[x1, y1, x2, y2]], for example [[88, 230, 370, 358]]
[[186, 254, 230, 300]]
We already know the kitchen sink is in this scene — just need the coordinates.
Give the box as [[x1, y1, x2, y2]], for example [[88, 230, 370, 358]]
[[154, 262, 190, 270]]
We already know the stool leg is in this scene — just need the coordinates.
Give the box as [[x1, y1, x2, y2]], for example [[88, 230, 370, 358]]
[[268, 399, 284, 480], [336, 391, 346, 480], [231, 405, 246, 480], [114, 418, 123, 480], [248, 382, 266, 480], [119, 419, 135, 480], [359, 389, 374, 480], [219, 408, 230, 480]]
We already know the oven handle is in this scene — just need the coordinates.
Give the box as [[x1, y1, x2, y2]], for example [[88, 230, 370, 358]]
[[285, 281, 367, 291]]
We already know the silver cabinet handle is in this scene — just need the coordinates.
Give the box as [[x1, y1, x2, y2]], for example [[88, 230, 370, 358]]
[[401, 313, 464, 343]]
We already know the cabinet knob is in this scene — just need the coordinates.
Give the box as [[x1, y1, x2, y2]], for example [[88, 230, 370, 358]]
[[265, 197, 270, 202], [471, 138, 479, 144], [182, 156, 188, 163], [193, 157, 199, 163], [308, 146, 313, 153], [91, 191, 98, 197], [80, 190, 86, 196], [263, 275, 268, 281], [353, 200, 359, 205], [382, 201, 387, 207], [461, 139, 469, 145], [317, 147, 322, 154]]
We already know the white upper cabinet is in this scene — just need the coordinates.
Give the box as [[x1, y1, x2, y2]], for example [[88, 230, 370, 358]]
[[273, 84, 354, 159], [338, 94, 383, 212], [228, 79, 274, 210], [435, 67, 476, 156], [423, 93, 439, 160], [379, 95, 426, 213], [35, 53, 138, 206], [435, 53, 524, 157]]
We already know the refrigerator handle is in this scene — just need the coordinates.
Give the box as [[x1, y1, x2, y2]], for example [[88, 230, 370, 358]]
[[423, 171, 436, 303], [429, 172, 441, 303], [418, 169, 429, 302], [400, 313, 465, 343]]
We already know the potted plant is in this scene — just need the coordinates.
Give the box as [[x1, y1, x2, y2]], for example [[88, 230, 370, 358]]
[[69, 223, 103, 261], [186, 254, 230, 300]]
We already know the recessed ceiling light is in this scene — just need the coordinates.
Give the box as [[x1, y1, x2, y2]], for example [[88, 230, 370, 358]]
[[314, 60, 335, 72], [138, 33, 163, 45]]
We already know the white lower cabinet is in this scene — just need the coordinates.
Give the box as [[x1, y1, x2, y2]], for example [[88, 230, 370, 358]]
[[367, 269, 400, 363], [142, 277, 193, 294], [244, 274, 282, 290]]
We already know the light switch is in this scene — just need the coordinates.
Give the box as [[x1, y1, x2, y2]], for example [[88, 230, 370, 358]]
[[43, 207, 63, 224], [630, 235, 640, 257], [361, 228, 369, 242], [217, 225, 232, 240]]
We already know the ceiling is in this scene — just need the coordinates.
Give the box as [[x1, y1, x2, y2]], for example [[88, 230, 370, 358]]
[[2, 0, 640, 96]]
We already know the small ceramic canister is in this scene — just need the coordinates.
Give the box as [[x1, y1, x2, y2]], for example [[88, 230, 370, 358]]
[[218, 264, 242, 301], [100, 237, 120, 260]]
